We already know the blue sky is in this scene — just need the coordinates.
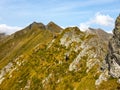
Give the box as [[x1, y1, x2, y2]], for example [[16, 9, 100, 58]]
[[0, 0, 120, 34]]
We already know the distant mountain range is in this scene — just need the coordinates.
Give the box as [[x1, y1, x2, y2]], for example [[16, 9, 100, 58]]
[[0, 16, 120, 90]]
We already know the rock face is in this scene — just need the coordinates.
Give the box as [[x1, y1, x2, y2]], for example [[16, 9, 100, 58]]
[[105, 15, 120, 78]]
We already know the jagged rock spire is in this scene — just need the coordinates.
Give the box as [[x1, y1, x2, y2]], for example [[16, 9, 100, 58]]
[[105, 14, 120, 78], [113, 15, 120, 39]]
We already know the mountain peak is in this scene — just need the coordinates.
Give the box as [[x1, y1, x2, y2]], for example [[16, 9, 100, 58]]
[[26, 21, 63, 33], [88, 27, 109, 34], [105, 14, 120, 79], [113, 14, 120, 39], [65, 26, 83, 33], [47, 21, 55, 25], [115, 15, 120, 28], [46, 21, 63, 33], [28, 21, 46, 30], [32, 21, 37, 24]]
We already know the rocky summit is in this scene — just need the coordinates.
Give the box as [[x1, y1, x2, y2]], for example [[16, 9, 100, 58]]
[[105, 15, 120, 80], [0, 18, 120, 90]]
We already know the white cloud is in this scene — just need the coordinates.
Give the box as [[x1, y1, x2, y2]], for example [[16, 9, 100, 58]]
[[79, 12, 114, 31], [93, 12, 114, 26], [79, 23, 90, 31], [0, 24, 22, 35]]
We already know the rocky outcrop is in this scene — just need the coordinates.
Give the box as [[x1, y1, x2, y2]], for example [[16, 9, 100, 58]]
[[105, 14, 120, 78]]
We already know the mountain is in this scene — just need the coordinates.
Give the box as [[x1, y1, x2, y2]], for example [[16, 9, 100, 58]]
[[27, 22, 46, 30], [0, 19, 120, 90], [46, 21, 63, 33], [87, 28, 112, 41]]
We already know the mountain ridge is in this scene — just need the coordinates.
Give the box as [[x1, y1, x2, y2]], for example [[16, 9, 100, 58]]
[[0, 18, 120, 90]]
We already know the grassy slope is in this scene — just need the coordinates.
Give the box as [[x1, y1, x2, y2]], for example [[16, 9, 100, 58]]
[[0, 27, 120, 90], [0, 27, 53, 68]]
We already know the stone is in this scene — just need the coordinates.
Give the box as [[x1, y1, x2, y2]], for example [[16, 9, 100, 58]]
[[105, 15, 120, 78]]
